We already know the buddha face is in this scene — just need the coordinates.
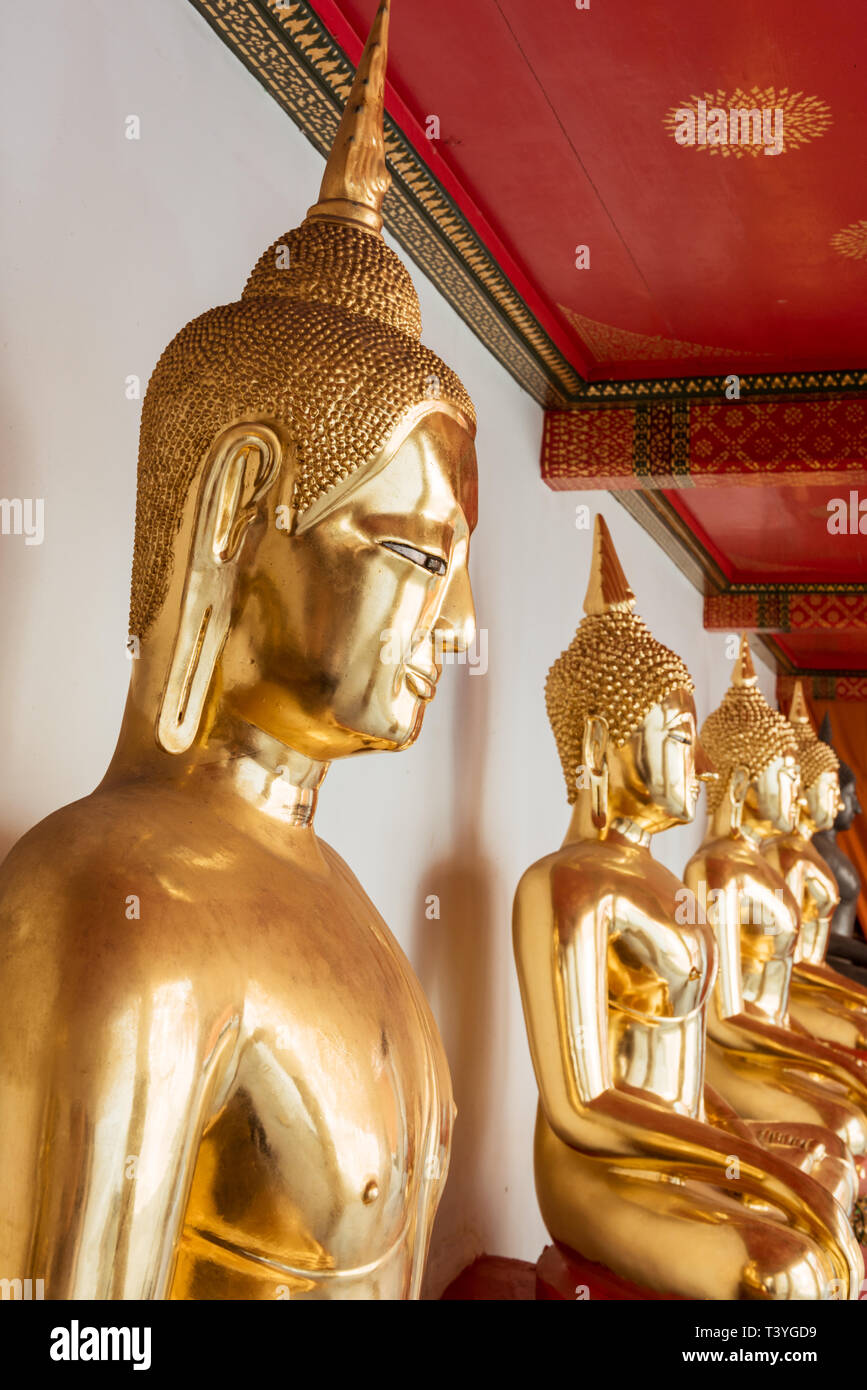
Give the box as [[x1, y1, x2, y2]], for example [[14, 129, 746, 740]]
[[805, 770, 842, 832], [837, 779, 862, 831], [611, 687, 708, 830], [750, 754, 800, 833], [222, 411, 478, 760]]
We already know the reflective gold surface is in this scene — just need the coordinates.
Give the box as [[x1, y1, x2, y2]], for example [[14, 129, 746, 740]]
[[0, 0, 477, 1300], [685, 639, 867, 1216], [767, 683, 867, 1051], [513, 519, 862, 1299]]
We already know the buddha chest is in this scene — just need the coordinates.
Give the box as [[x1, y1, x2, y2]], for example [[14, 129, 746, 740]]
[[164, 833, 452, 1300]]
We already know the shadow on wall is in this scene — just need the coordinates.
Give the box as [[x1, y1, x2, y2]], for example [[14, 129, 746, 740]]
[[0, 370, 38, 865], [0, 831, 22, 870], [412, 662, 497, 1299]]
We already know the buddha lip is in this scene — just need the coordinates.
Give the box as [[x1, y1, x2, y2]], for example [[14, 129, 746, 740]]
[[405, 667, 437, 700]]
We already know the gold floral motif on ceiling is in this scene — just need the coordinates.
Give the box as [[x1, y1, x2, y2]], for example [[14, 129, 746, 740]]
[[557, 305, 768, 365], [663, 87, 832, 158], [831, 220, 867, 261]]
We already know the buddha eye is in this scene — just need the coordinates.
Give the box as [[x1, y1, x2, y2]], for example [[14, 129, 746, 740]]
[[380, 540, 447, 577], [668, 731, 692, 744]]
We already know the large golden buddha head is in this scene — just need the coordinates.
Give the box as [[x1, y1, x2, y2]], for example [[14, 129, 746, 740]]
[[787, 682, 841, 832], [546, 516, 711, 831], [127, 1, 477, 761], [701, 636, 800, 833]]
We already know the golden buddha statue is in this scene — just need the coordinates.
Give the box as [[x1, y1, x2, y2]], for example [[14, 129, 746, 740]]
[[814, 715, 867, 988], [767, 684, 867, 1052], [0, 1, 478, 1300], [814, 713, 864, 943], [513, 517, 861, 1299], [684, 637, 867, 1215]]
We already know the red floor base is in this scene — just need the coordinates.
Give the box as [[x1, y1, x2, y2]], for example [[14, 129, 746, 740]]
[[536, 1242, 684, 1300], [440, 1254, 536, 1300], [440, 1246, 683, 1300]]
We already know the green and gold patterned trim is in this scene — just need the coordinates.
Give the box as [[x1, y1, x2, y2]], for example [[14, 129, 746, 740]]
[[187, 0, 582, 405]]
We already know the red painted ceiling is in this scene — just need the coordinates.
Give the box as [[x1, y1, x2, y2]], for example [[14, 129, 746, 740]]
[[777, 632, 867, 672], [313, 0, 867, 381], [307, 0, 866, 675], [667, 484, 867, 584]]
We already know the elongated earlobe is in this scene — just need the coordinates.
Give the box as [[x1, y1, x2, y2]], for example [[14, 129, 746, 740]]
[[583, 715, 610, 831], [156, 425, 281, 754], [728, 765, 750, 833]]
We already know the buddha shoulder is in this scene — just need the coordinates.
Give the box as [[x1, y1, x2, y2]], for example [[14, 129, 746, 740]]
[[514, 840, 646, 930], [0, 788, 242, 999], [0, 788, 422, 1034], [687, 835, 772, 876]]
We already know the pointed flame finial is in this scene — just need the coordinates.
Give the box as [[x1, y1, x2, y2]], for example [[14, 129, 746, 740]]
[[306, 1, 391, 235], [788, 679, 811, 726], [818, 711, 833, 745], [731, 633, 758, 689], [583, 514, 636, 616]]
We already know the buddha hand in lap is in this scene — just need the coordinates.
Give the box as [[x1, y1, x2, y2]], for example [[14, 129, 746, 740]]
[[513, 517, 862, 1299], [0, 1, 477, 1301]]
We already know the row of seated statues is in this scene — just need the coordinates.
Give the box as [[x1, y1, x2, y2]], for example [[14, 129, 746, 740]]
[[515, 515, 867, 1300], [0, 0, 865, 1301]]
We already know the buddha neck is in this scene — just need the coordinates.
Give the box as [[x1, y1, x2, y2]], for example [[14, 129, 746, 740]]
[[797, 810, 817, 839], [608, 816, 652, 848], [740, 804, 781, 849], [706, 796, 745, 844], [102, 676, 329, 833], [562, 799, 654, 849], [738, 819, 763, 851]]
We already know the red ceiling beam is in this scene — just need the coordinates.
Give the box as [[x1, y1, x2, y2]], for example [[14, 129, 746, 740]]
[[778, 675, 867, 704], [706, 591, 867, 633], [542, 395, 867, 490]]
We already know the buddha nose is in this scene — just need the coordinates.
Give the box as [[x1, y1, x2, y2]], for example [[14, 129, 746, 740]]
[[435, 561, 476, 654], [694, 737, 717, 783]]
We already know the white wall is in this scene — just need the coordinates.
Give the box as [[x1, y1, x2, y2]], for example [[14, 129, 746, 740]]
[[0, 0, 776, 1294]]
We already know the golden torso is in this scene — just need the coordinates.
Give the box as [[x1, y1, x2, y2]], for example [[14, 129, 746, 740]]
[[0, 782, 452, 1301], [515, 827, 860, 1297], [766, 831, 835, 966], [765, 829, 867, 1050], [687, 833, 798, 1024], [684, 832, 867, 1200], [561, 836, 714, 1115]]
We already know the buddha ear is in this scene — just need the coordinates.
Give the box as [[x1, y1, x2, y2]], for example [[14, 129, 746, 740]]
[[729, 765, 750, 810], [156, 424, 282, 754], [582, 715, 610, 830]]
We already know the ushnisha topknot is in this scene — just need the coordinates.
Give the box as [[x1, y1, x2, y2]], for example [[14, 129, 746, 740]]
[[546, 515, 694, 804], [787, 681, 840, 790], [700, 635, 797, 813], [129, 0, 475, 639]]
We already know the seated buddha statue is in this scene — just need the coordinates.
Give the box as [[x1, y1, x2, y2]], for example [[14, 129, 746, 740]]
[[0, 1, 478, 1300], [813, 713, 864, 942], [684, 638, 867, 1214], [513, 517, 861, 1299], [766, 686, 867, 1052], [814, 715, 867, 988]]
